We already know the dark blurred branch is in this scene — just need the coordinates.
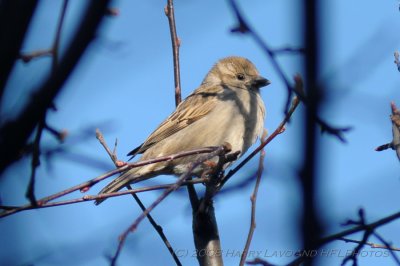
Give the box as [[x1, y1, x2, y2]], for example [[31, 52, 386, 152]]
[[51, 0, 69, 70], [0, 0, 110, 176], [286, 210, 400, 266], [222, 81, 301, 188], [372, 232, 400, 264], [270, 46, 306, 54], [227, 0, 349, 142], [25, 0, 69, 206], [339, 210, 400, 265], [340, 210, 371, 266], [239, 130, 267, 266], [339, 237, 400, 252], [0, 0, 38, 100], [25, 119, 44, 205], [110, 145, 230, 266], [300, 0, 324, 265]]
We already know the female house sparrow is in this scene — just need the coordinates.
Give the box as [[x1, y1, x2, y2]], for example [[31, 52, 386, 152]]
[[95, 56, 270, 204]]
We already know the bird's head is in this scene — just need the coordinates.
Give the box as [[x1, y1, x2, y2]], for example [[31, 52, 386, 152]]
[[202, 56, 271, 91]]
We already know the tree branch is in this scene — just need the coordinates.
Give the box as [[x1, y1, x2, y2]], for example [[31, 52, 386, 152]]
[[239, 129, 267, 266], [0, 0, 110, 175], [96, 129, 182, 266], [110, 145, 230, 266], [165, 0, 181, 106], [227, 0, 350, 142]]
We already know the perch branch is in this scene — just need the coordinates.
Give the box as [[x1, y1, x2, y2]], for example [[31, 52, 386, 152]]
[[110, 145, 230, 266]]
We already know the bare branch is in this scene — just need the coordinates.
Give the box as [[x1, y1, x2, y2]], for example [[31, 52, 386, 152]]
[[19, 49, 53, 63], [286, 210, 400, 266], [372, 232, 400, 264], [394, 51, 400, 72], [192, 144, 235, 266], [375, 102, 400, 161], [0, 0, 38, 99], [110, 145, 230, 266], [0, 146, 222, 218], [165, 0, 181, 106], [222, 90, 300, 188], [227, 0, 350, 142], [25, 0, 70, 205], [240, 129, 267, 266], [0, 0, 111, 175], [339, 237, 400, 252], [0, 179, 208, 217], [96, 129, 119, 166], [96, 129, 182, 266]]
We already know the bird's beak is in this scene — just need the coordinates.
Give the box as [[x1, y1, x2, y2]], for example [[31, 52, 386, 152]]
[[252, 76, 271, 88]]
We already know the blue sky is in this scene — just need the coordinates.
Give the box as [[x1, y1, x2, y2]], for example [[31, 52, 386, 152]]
[[1, 0, 400, 265]]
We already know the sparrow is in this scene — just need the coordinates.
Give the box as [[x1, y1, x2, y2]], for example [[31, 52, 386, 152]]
[[95, 56, 270, 205]]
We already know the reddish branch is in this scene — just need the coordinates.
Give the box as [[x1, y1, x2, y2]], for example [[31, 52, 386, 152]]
[[237, 78, 301, 265], [222, 88, 300, 188], [165, 0, 182, 106], [19, 49, 53, 63], [110, 145, 231, 266], [0, 179, 207, 217], [375, 101, 400, 161], [96, 129, 182, 266], [0, 147, 221, 218], [394, 51, 400, 72], [239, 129, 268, 266], [340, 237, 400, 252]]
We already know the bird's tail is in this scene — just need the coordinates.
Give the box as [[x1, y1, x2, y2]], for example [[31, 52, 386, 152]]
[[94, 168, 144, 205]]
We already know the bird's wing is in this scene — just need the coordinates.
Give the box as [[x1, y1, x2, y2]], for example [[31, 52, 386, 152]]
[[128, 85, 223, 157]]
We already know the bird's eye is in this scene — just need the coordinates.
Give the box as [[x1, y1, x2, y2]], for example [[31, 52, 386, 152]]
[[236, 73, 245, 80]]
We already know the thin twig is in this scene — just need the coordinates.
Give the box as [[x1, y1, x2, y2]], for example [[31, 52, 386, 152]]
[[165, 0, 181, 106], [110, 145, 229, 266], [19, 49, 53, 63], [25, 119, 44, 205], [372, 232, 400, 265], [25, 0, 70, 206], [222, 94, 300, 188], [270, 47, 305, 54], [96, 129, 182, 266], [0, 178, 208, 217], [52, 0, 69, 70], [394, 51, 400, 72], [0, 147, 220, 218], [286, 210, 400, 266], [96, 129, 118, 165], [239, 129, 267, 266], [375, 101, 400, 161], [227, 0, 349, 142], [0, 0, 111, 175], [341, 210, 371, 266], [164, 0, 201, 231], [127, 184, 182, 266], [339, 237, 400, 252], [192, 144, 234, 266]]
